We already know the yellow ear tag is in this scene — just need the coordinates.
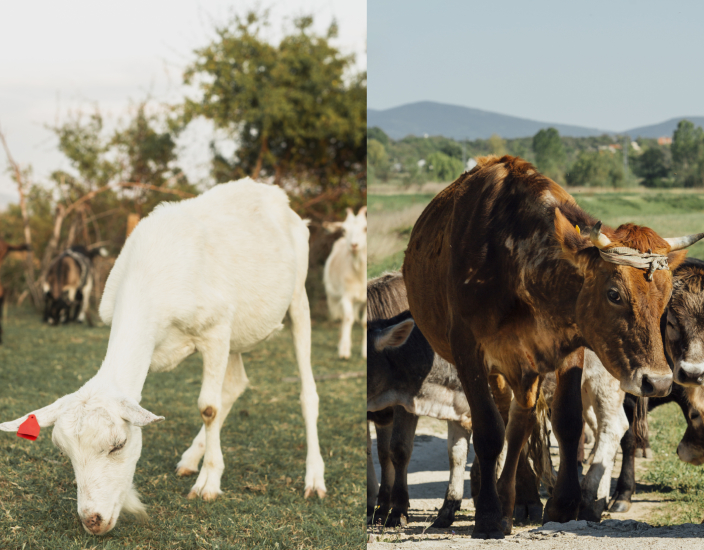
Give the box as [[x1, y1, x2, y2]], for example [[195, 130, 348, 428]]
[[575, 225, 581, 234]]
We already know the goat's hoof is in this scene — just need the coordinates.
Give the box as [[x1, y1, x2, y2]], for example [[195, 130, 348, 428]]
[[176, 466, 198, 477], [304, 487, 326, 499], [644, 448, 653, 459]]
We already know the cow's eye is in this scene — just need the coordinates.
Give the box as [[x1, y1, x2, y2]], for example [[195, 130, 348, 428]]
[[607, 289, 622, 304], [109, 441, 126, 454], [691, 410, 701, 421]]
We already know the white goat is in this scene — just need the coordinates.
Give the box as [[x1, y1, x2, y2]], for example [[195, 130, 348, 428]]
[[0, 179, 326, 535], [323, 207, 367, 359]]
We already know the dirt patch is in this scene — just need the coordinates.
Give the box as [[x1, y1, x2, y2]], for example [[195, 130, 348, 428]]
[[368, 417, 682, 547]]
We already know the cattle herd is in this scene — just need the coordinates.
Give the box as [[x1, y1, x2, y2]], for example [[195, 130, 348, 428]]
[[367, 155, 704, 539]]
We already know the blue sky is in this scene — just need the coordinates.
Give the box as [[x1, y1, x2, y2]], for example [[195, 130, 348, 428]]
[[369, 0, 703, 131], [0, 0, 366, 203]]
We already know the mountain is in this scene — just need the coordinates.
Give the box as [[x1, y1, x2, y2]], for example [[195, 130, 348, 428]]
[[624, 117, 704, 138], [367, 101, 610, 140]]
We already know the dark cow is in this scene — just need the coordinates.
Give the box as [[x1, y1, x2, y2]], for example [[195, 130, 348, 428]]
[[0, 239, 30, 343], [403, 155, 704, 538], [43, 245, 106, 325], [367, 272, 550, 529]]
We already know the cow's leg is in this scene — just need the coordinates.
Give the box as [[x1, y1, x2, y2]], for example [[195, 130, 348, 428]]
[[579, 377, 627, 521], [385, 408, 418, 527], [432, 420, 469, 528], [609, 399, 636, 513], [367, 422, 379, 522], [289, 287, 326, 498], [496, 396, 537, 534], [513, 448, 543, 523], [177, 352, 248, 478], [338, 296, 354, 359], [450, 325, 505, 539], [543, 350, 583, 524], [360, 301, 367, 359], [187, 330, 231, 500], [374, 420, 394, 524]]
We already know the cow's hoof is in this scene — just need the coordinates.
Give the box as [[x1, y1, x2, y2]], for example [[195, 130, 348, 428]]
[[609, 499, 631, 513], [514, 503, 542, 523], [471, 528, 504, 540], [578, 498, 606, 522], [500, 515, 513, 535], [384, 513, 408, 528], [528, 503, 543, 523], [514, 504, 528, 523], [472, 515, 505, 539], [543, 497, 579, 524], [431, 499, 461, 528]]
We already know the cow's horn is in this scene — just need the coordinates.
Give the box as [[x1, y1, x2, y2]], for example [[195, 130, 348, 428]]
[[590, 221, 612, 249], [664, 233, 704, 252]]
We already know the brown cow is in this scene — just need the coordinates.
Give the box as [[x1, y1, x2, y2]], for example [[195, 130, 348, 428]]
[[0, 239, 29, 344], [402, 155, 704, 539]]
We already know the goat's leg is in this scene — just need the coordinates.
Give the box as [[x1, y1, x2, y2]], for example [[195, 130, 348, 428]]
[[337, 297, 354, 359], [289, 287, 326, 498], [432, 420, 470, 528], [77, 278, 92, 323], [187, 330, 231, 501], [177, 352, 248, 477]]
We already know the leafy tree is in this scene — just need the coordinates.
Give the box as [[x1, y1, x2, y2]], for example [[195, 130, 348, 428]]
[[532, 128, 566, 172], [632, 147, 671, 187], [368, 139, 389, 182], [368, 126, 390, 148], [181, 11, 366, 196], [566, 150, 630, 188], [672, 120, 704, 187], [426, 151, 464, 182], [488, 134, 506, 156]]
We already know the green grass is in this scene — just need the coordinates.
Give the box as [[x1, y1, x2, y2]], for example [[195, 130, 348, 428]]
[[645, 403, 704, 524], [0, 308, 365, 550], [368, 188, 704, 277]]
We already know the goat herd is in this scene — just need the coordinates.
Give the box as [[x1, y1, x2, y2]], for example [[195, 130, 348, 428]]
[[368, 155, 704, 540], [1, 156, 704, 541]]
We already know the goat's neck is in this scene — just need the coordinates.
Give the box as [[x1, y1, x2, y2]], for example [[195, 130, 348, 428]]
[[93, 295, 155, 402], [352, 249, 367, 274]]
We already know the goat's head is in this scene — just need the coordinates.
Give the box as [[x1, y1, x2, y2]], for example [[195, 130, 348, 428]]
[[0, 386, 163, 535], [324, 207, 367, 255]]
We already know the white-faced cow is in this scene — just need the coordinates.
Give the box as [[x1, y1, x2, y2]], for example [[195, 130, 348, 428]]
[[403, 155, 704, 538], [43, 245, 107, 325], [323, 207, 367, 359], [0, 179, 326, 535], [0, 238, 29, 343]]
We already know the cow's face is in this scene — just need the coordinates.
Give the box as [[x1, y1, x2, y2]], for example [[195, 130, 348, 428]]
[[554, 210, 703, 397], [326, 207, 367, 256], [667, 264, 704, 386], [0, 388, 163, 535], [677, 385, 704, 465]]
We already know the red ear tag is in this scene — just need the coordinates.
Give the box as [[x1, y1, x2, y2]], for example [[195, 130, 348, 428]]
[[17, 414, 40, 441]]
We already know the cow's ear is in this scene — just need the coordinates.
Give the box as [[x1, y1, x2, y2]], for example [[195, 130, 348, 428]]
[[119, 398, 164, 427], [668, 250, 688, 271], [0, 395, 71, 431], [375, 318, 415, 352], [554, 208, 592, 272]]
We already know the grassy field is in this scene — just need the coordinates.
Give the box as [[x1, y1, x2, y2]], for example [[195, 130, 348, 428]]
[[0, 308, 365, 550], [368, 183, 704, 524]]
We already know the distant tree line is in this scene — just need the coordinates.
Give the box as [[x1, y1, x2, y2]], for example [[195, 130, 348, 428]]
[[368, 119, 704, 189]]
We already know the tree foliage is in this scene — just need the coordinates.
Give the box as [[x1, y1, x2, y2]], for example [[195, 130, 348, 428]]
[[181, 11, 366, 196], [426, 151, 464, 182], [672, 120, 704, 187], [632, 146, 672, 188], [566, 150, 630, 188]]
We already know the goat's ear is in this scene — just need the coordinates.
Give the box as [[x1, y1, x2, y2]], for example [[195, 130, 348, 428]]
[[0, 395, 71, 432], [119, 399, 164, 427], [357, 206, 367, 218], [322, 221, 344, 233], [374, 318, 415, 352]]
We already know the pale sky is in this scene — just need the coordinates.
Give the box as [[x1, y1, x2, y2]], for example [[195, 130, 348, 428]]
[[0, 0, 366, 204], [369, 0, 704, 132]]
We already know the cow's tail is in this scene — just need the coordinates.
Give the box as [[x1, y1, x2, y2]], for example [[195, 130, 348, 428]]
[[633, 396, 650, 451], [526, 387, 556, 494]]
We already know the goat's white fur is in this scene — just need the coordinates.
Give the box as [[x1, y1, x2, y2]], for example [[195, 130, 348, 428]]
[[323, 207, 367, 359], [0, 179, 326, 535]]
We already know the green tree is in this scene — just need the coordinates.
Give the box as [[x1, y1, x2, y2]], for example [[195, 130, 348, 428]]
[[426, 151, 464, 182], [488, 134, 506, 156], [181, 11, 366, 195], [368, 126, 390, 148], [368, 138, 389, 182], [632, 147, 671, 187], [532, 128, 566, 172], [567, 150, 630, 188], [672, 120, 704, 187]]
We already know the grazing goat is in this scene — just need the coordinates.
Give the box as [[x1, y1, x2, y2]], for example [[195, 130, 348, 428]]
[[323, 207, 367, 359], [43, 245, 107, 325], [1, 179, 326, 535], [0, 239, 29, 343]]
